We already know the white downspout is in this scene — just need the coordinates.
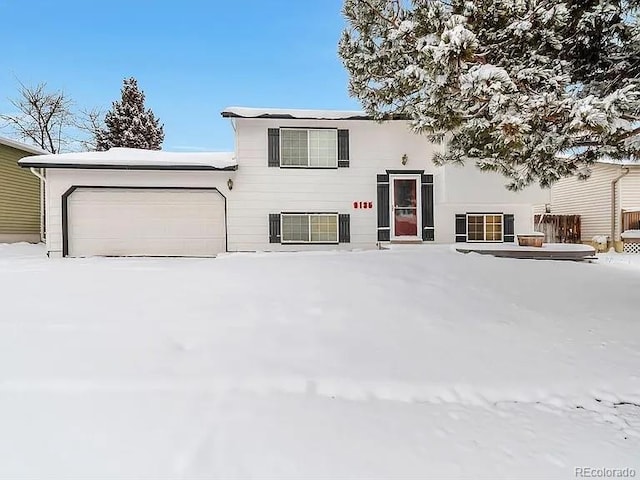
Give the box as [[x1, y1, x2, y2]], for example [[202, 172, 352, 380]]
[[611, 167, 630, 251], [29, 167, 46, 243]]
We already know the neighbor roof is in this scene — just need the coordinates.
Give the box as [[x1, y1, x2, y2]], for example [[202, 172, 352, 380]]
[[0, 136, 48, 155], [221, 106, 408, 121], [18, 147, 238, 171], [596, 158, 640, 167]]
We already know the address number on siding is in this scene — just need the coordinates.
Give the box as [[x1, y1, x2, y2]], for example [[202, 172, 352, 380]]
[[353, 201, 373, 209]]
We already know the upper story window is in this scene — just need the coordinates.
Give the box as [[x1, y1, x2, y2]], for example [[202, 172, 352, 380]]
[[280, 129, 338, 168]]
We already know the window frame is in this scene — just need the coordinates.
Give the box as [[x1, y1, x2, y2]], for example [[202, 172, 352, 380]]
[[466, 213, 504, 242], [280, 212, 339, 244], [279, 128, 338, 169]]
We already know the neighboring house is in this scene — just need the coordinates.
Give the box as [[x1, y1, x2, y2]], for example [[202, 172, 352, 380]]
[[550, 160, 640, 251], [19, 107, 547, 258], [0, 136, 47, 243]]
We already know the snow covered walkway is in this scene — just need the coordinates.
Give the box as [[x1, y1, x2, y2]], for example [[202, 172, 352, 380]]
[[0, 243, 639, 479]]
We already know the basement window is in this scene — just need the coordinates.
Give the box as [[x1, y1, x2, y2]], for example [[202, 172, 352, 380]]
[[467, 214, 503, 242]]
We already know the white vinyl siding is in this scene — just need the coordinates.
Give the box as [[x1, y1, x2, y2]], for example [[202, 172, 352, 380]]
[[550, 164, 620, 241], [467, 214, 503, 242], [280, 129, 337, 168], [281, 213, 338, 243], [550, 165, 640, 242], [621, 170, 640, 211]]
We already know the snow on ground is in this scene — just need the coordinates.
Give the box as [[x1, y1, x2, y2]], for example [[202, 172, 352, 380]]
[[598, 250, 640, 271], [453, 241, 595, 252], [0, 243, 639, 479]]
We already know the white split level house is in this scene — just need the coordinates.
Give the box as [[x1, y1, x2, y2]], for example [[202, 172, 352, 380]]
[[18, 107, 549, 258]]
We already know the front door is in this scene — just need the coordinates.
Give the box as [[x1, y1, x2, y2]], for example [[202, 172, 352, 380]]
[[390, 175, 421, 240]]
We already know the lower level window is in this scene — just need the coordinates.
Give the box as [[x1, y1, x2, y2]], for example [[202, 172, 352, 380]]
[[467, 214, 503, 242], [281, 213, 338, 243]]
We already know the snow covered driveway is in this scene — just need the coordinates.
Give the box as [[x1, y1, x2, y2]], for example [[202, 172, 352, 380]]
[[1, 243, 639, 479]]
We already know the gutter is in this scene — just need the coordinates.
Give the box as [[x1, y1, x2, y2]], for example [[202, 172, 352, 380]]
[[19, 163, 238, 171], [611, 167, 630, 249], [28, 167, 46, 242]]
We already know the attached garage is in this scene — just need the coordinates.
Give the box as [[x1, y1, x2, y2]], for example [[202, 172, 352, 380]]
[[18, 147, 237, 258], [64, 187, 226, 257]]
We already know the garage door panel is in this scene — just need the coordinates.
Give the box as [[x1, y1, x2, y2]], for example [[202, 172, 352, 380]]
[[69, 238, 223, 257], [67, 188, 226, 257]]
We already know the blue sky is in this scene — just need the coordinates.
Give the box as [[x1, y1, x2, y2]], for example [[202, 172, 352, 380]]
[[0, 0, 359, 151]]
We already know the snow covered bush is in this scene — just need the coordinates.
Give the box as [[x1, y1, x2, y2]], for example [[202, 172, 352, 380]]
[[96, 78, 164, 151], [339, 0, 640, 190], [592, 235, 609, 245]]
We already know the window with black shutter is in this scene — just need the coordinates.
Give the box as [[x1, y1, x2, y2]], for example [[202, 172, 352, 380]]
[[267, 128, 349, 168], [457, 213, 511, 243]]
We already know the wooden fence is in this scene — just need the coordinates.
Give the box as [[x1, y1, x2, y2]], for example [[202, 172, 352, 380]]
[[622, 211, 640, 231], [534, 215, 581, 243]]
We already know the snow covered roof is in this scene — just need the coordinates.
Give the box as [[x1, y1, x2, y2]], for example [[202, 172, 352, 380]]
[[557, 152, 640, 167], [621, 230, 640, 239], [221, 106, 408, 121], [596, 158, 640, 167], [18, 147, 238, 171], [0, 136, 48, 155]]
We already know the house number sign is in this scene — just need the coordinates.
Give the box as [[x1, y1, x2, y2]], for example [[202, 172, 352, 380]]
[[353, 201, 373, 209]]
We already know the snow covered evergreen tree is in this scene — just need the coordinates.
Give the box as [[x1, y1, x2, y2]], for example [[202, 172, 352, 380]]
[[96, 78, 164, 151], [339, 0, 640, 189]]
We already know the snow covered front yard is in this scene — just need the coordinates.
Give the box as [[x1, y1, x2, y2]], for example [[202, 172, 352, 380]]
[[1, 243, 639, 479]]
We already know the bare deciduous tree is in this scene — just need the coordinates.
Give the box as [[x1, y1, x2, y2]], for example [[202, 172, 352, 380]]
[[73, 107, 106, 151], [0, 81, 74, 153]]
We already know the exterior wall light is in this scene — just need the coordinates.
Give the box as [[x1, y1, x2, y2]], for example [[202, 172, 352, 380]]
[[227, 178, 234, 190], [401, 154, 408, 165]]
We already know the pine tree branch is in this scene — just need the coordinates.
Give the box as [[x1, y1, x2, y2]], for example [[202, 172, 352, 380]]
[[356, 0, 401, 28], [615, 125, 640, 142]]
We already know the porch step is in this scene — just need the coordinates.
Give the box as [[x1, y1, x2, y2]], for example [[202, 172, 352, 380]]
[[390, 240, 424, 245]]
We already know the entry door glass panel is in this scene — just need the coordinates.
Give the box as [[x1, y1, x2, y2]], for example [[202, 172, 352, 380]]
[[393, 178, 418, 236]]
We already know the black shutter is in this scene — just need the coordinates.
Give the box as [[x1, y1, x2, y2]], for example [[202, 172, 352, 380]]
[[455, 214, 467, 242], [377, 174, 390, 241], [503, 214, 515, 242], [337, 129, 349, 167], [269, 213, 281, 243], [339, 214, 350, 243], [421, 174, 434, 241], [268, 128, 280, 167]]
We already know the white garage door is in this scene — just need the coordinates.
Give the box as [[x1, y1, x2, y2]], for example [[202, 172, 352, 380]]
[[67, 187, 226, 257]]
